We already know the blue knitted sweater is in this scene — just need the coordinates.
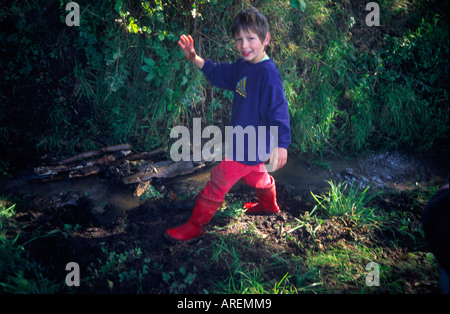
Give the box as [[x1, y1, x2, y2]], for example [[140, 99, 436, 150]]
[[201, 58, 291, 165]]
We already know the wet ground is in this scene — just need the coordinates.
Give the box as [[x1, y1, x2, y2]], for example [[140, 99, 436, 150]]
[[1, 148, 448, 293], [171, 148, 449, 194]]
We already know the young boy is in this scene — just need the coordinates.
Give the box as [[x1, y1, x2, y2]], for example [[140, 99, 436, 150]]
[[165, 7, 291, 242]]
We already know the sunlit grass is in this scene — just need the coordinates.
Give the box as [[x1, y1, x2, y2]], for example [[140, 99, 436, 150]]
[[205, 180, 441, 294], [311, 180, 379, 225]]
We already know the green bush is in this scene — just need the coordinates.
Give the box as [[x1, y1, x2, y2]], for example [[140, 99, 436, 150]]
[[0, 0, 448, 167], [277, 1, 449, 153]]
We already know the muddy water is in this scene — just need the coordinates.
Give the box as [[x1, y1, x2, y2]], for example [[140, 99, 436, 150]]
[[3, 149, 448, 221], [275, 149, 448, 191], [171, 149, 449, 194], [3, 175, 143, 224]]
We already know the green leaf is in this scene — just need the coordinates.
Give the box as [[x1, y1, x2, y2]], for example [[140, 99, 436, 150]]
[[114, 0, 122, 14], [145, 72, 156, 82], [185, 272, 196, 284], [142, 58, 157, 80], [141, 65, 153, 72], [290, 0, 299, 9], [290, 0, 306, 12], [162, 272, 171, 283], [299, 0, 306, 12], [143, 58, 155, 66]]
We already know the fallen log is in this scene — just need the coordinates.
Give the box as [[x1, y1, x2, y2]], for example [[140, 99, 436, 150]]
[[32, 144, 216, 185], [123, 147, 223, 184], [54, 144, 132, 165], [35, 146, 167, 177], [34, 154, 117, 176], [119, 146, 167, 162], [130, 161, 208, 198], [123, 160, 203, 184], [69, 165, 101, 179]]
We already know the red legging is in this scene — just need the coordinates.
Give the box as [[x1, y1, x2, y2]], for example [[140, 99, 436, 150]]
[[202, 158, 272, 201]]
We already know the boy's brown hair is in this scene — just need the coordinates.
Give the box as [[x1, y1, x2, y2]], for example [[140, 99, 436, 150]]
[[231, 7, 269, 43]]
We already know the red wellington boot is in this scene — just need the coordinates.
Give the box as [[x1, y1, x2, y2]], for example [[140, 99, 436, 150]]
[[244, 176, 280, 214], [165, 190, 223, 243]]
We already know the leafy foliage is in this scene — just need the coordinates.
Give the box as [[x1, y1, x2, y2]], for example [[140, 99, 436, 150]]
[[0, 0, 448, 172]]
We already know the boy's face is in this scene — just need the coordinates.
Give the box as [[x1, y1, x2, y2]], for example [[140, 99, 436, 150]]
[[234, 29, 270, 64]]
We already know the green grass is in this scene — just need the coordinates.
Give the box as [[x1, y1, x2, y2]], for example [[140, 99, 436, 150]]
[[0, 198, 62, 293], [202, 181, 441, 294], [0, 177, 442, 294], [209, 234, 303, 294], [311, 180, 379, 225]]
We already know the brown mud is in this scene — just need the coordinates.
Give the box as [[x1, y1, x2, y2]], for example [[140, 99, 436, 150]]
[[2, 148, 448, 294]]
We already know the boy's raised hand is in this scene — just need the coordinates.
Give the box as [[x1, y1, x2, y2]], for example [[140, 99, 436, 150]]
[[178, 34, 196, 61], [178, 34, 204, 69]]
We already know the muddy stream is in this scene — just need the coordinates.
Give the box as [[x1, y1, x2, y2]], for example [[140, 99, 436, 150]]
[[2, 149, 448, 224]]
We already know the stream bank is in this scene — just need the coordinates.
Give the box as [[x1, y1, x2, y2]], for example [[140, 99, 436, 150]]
[[0, 148, 448, 293], [3, 148, 448, 224]]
